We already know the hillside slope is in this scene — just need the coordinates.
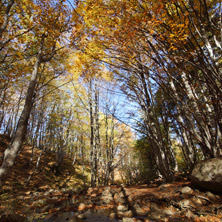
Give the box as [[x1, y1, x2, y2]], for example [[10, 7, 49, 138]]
[[0, 135, 90, 216]]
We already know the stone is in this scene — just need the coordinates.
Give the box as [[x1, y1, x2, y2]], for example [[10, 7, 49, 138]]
[[49, 189, 55, 193], [191, 196, 202, 205], [148, 211, 162, 220], [77, 214, 85, 219], [117, 198, 126, 204], [96, 207, 113, 217], [190, 158, 222, 192], [113, 193, 126, 204], [180, 199, 191, 208], [205, 191, 216, 200], [162, 209, 174, 216], [101, 188, 113, 204], [78, 203, 86, 211], [118, 192, 125, 198], [185, 210, 195, 219], [134, 204, 149, 216], [122, 218, 142, 222], [117, 204, 128, 212], [102, 187, 111, 196], [109, 212, 116, 219], [180, 186, 193, 194], [101, 193, 113, 204], [118, 210, 133, 218], [44, 191, 51, 196], [104, 186, 111, 191]]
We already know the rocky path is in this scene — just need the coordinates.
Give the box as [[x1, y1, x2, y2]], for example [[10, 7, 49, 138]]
[[1, 181, 222, 222], [41, 182, 222, 222]]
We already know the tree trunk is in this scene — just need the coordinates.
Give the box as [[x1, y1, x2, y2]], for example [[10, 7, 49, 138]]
[[0, 0, 15, 38], [94, 84, 100, 184], [89, 79, 96, 187], [0, 38, 44, 186]]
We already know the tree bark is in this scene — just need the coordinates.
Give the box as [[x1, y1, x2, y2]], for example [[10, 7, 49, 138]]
[[0, 0, 15, 39]]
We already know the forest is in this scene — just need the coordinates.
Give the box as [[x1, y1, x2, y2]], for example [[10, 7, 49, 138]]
[[0, 0, 222, 221]]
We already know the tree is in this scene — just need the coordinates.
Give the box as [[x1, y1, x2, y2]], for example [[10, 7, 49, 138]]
[[0, 0, 81, 185], [77, 0, 222, 181]]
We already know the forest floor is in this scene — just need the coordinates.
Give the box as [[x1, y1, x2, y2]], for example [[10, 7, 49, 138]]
[[0, 135, 222, 222]]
